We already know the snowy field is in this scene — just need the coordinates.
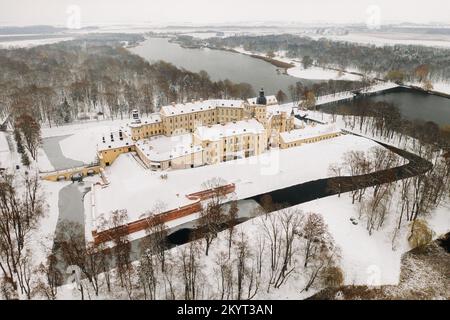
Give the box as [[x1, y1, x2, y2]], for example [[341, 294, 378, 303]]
[[93, 134, 400, 224], [287, 65, 361, 81], [233, 46, 364, 81], [307, 32, 450, 49], [0, 37, 74, 48]]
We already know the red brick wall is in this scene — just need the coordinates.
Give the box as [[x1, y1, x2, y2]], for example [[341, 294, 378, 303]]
[[93, 183, 235, 245]]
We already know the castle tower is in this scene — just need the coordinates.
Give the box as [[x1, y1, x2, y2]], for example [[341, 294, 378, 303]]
[[131, 109, 141, 124], [256, 88, 267, 105]]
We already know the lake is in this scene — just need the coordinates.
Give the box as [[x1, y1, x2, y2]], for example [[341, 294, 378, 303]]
[[131, 38, 450, 126], [323, 87, 450, 126], [130, 37, 315, 96]]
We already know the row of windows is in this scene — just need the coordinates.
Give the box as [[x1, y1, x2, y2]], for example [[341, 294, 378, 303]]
[[102, 147, 133, 155], [168, 111, 215, 122], [284, 134, 339, 147]]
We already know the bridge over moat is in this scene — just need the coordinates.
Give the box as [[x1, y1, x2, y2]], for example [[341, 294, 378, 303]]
[[40, 163, 101, 182]]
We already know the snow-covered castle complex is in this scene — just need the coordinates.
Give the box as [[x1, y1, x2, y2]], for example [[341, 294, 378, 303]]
[[97, 89, 341, 170]]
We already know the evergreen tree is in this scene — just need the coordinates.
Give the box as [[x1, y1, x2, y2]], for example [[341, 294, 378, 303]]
[[56, 98, 73, 124], [14, 129, 24, 154], [21, 152, 30, 167]]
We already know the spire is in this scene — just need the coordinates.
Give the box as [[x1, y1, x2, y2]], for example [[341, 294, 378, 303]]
[[256, 88, 267, 105]]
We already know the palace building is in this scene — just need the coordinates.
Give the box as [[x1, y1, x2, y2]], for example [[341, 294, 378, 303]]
[[96, 89, 341, 170]]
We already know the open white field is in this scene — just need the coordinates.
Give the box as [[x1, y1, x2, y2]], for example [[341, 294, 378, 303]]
[[287, 65, 362, 81], [0, 37, 74, 49], [94, 134, 401, 224]]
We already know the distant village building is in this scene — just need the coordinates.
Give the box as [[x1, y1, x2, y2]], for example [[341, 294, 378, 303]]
[[96, 90, 341, 170]]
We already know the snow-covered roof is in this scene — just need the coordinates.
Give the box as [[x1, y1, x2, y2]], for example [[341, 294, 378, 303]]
[[195, 119, 265, 141], [280, 125, 340, 143], [97, 131, 134, 152], [161, 99, 244, 117], [247, 95, 278, 105], [128, 113, 162, 128], [266, 104, 293, 119], [135, 134, 203, 162]]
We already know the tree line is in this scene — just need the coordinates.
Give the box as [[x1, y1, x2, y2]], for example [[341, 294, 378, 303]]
[[0, 34, 255, 128], [207, 34, 450, 84]]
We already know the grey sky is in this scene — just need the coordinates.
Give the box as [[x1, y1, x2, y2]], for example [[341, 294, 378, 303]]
[[1, 0, 449, 26]]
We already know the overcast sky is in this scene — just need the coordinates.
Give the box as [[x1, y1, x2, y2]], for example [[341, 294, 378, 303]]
[[1, 0, 449, 27]]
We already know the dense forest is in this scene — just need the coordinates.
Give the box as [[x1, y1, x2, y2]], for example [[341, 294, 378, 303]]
[[205, 34, 450, 82], [0, 34, 254, 126]]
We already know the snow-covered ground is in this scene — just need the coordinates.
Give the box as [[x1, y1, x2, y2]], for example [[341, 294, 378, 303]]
[[0, 131, 13, 170], [233, 45, 450, 97], [28, 180, 71, 266], [92, 134, 399, 226], [38, 119, 132, 170], [308, 32, 450, 49], [0, 37, 74, 49], [287, 65, 361, 81], [408, 80, 450, 95], [233, 46, 363, 81], [41, 118, 131, 139]]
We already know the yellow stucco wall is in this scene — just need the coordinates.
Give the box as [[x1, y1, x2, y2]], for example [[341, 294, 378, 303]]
[[98, 145, 135, 167], [280, 132, 341, 149]]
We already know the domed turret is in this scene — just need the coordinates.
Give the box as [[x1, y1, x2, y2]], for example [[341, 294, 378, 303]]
[[256, 88, 267, 105]]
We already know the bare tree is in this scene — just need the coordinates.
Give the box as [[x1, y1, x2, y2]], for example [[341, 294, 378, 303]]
[[260, 213, 281, 291], [301, 213, 327, 268], [15, 114, 41, 160], [234, 231, 259, 300], [214, 251, 233, 300], [57, 222, 104, 297], [303, 246, 338, 292], [36, 253, 62, 300], [142, 202, 169, 272], [273, 209, 302, 289], [179, 241, 202, 300], [199, 178, 228, 256], [226, 200, 239, 258], [0, 172, 45, 297]]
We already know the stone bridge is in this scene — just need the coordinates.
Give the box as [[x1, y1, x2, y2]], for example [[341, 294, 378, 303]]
[[41, 164, 102, 182]]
